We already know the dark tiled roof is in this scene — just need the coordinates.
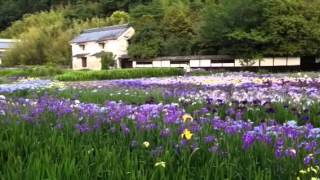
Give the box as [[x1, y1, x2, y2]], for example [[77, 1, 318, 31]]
[[71, 24, 130, 44], [119, 54, 129, 59], [134, 55, 234, 62], [73, 53, 89, 58], [92, 51, 108, 57]]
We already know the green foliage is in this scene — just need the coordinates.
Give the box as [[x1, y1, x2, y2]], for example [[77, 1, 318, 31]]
[[0, 0, 320, 65], [101, 52, 115, 70], [56, 68, 184, 81], [1, 10, 72, 66], [128, 0, 204, 59], [0, 66, 64, 77], [0, 0, 150, 31], [0, 0, 58, 31], [40, 88, 166, 105], [200, 0, 268, 60], [128, 2, 164, 59], [63, 2, 104, 20], [100, 0, 153, 14], [262, 0, 320, 56], [200, 0, 320, 59]]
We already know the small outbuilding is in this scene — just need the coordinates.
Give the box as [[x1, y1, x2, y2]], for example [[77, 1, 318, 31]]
[[0, 39, 17, 65], [132, 55, 303, 71]]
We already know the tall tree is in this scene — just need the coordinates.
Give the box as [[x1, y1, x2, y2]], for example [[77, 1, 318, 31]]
[[128, 0, 206, 58], [262, 0, 320, 57], [200, 0, 320, 61], [200, 0, 268, 61]]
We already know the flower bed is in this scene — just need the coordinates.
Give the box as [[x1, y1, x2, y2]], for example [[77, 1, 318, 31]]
[[0, 72, 320, 179]]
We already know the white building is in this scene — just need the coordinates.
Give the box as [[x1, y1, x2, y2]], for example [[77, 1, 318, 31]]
[[0, 39, 17, 65], [70, 24, 135, 70], [132, 55, 301, 71]]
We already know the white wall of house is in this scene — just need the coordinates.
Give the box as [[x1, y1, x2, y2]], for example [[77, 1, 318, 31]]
[[71, 27, 135, 70], [72, 56, 102, 70], [0, 49, 5, 65]]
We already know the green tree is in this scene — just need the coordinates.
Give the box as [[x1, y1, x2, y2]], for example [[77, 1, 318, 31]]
[[200, 0, 320, 61], [262, 0, 320, 57], [160, 3, 194, 55], [200, 0, 268, 62], [101, 52, 115, 70], [128, 0, 206, 59], [1, 11, 70, 66], [128, 2, 164, 59]]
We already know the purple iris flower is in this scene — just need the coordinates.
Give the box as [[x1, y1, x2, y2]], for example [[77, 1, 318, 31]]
[[301, 115, 310, 121], [204, 135, 216, 144], [305, 141, 317, 152], [242, 131, 256, 150], [285, 148, 297, 159], [160, 128, 171, 138], [208, 145, 219, 153], [275, 148, 283, 158], [304, 154, 313, 165], [75, 123, 91, 133]]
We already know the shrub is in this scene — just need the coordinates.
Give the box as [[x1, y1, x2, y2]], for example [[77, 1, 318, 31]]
[[56, 68, 184, 81], [101, 52, 115, 70]]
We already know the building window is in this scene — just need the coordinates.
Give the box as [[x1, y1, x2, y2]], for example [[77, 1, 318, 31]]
[[136, 61, 152, 65], [211, 59, 235, 64], [170, 60, 190, 65], [81, 57, 87, 67], [99, 43, 105, 49], [79, 44, 85, 50]]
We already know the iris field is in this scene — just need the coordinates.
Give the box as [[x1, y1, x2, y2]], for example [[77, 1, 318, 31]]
[[0, 72, 320, 179]]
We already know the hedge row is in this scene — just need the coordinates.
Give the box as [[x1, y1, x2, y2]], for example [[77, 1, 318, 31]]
[[56, 68, 184, 81], [0, 66, 64, 77]]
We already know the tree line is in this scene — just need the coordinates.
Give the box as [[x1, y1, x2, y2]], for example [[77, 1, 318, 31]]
[[0, 0, 319, 66]]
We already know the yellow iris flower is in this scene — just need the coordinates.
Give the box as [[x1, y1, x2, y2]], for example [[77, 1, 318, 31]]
[[181, 129, 193, 140], [143, 141, 150, 148], [182, 114, 193, 123], [154, 161, 166, 168]]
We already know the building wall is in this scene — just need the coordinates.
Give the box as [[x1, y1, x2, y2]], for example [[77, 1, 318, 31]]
[[0, 49, 6, 65], [72, 56, 102, 70], [133, 57, 301, 70]]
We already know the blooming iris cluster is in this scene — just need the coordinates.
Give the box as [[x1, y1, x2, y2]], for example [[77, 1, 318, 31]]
[[0, 79, 53, 93], [67, 72, 320, 106]]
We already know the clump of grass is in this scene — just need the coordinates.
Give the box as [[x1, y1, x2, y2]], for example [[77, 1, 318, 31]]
[[56, 68, 184, 81]]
